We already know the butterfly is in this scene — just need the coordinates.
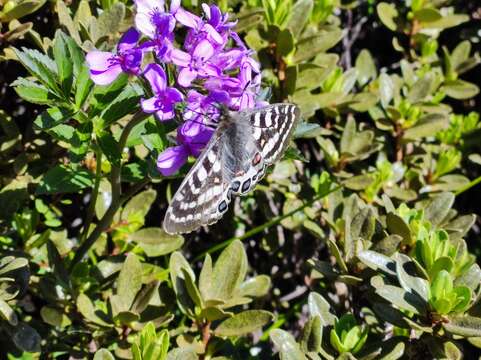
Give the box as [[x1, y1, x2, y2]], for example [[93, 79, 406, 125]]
[[163, 103, 301, 234]]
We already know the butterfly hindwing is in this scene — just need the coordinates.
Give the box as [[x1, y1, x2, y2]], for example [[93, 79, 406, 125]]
[[246, 104, 301, 164]]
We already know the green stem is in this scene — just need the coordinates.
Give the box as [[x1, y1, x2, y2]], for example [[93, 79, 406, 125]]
[[194, 185, 341, 262], [70, 112, 149, 270], [79, 144, 103, 243], [455, 174, 481, 196]]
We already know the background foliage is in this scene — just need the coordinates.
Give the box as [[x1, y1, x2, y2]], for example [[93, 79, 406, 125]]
[[1, 0, 481, 358]]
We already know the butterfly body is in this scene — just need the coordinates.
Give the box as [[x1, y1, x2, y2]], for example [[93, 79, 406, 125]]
[[163, 103, 300, 234]]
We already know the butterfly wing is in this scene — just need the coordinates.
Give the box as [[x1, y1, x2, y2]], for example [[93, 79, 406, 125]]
[[162, 132, 226, 234], [244, 103, 301, 164], [162, 122, 264, 234]]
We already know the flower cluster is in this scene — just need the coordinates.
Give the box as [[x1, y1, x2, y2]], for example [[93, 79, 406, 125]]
[[86, 0, 263, 176]]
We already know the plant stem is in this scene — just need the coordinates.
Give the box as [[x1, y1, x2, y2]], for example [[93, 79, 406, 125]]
[[70, 112, 149, 270], [79, 144, 103, 243], [194, 185, 342, 261], [199, 321, 211, 360], [455, 174, 481, 196]]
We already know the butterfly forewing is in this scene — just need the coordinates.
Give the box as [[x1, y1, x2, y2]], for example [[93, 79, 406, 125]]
[[247, 104, 301, 164], [163, 103, 300, 234]]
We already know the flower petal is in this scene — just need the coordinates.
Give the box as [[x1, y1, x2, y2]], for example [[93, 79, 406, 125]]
[[117, 27, 140, 52], [193, 39, 215, 60], [144, 64, 167, 94], [156, 109, 175, 121], [175, 8, 200, 28], [165, 87, 184, 103], [178, 67, 197, 87], [171, 49, 191, 67], [156, 145, 188, 176], [135, 12, 156, 38], [90, 65, 123, 85], [169, 0, 180, 13], [86, 51, 114, 72], [141, 97, 160, 113], [203, 23, 224, 45]]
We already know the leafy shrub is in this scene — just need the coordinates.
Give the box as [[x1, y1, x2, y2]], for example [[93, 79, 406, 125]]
[[1, 0, 481, 358]]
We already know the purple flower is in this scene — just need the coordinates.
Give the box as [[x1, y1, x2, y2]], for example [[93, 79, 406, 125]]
[[202, 4, 236, 34], [172, 39, 219, 87], [141, 64, 183, 121], [86, 28, 142, 85], [156, 145, 188, 176], [157, 120, 214, 175], [135, 0, 177, 39], [174, 7, 224, 52]]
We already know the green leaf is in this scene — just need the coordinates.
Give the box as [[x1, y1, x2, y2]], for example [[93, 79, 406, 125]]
[[0, 299, 17, 326], [53, 31, 74, 95], [350, 208, 375, 242], [286, 0, 313, 38], [394, 253, 429, 302], [76, 293, 111, 327], [386, 213, 411, 244], [169, 252, 196, 317], [12, 78, 56, 104], [373, 234, 403, 256], [130, 228, 184, 257], [95, 3, 126, 42], [75, 64, 94, 108], [403, 113, 448, 140], [308, 292, 336, 326], [293, 29, 343, 63], [355, 49, 377, 87], [56, 0, 80, 43], [36, 165, 94, 195], [40, 306, 71, 328], [94, 349, 115, 360], [451, 41, 471, 71], [300, 316, 322, 353], [98, 83, 143, 128], [276, 28, 295, 57], [429, 256, 454, 279], [199, 254, 213, 300], [122, 189, 157, 220], [455, 263, 481, 292], [444, 315, 481, 337], [34, 107, 77, 130], [214, 310, 273, 337], [358, 250, 396, 276], [166, 348, 198, 360], [14, 47, 62, 96], [413, 8, 442, 22], [97, 131, 121, 166], [113, 253, 143, 312], [210, 240, 248, 301], [371, 276, 425, 315], [442, 80, 480, 100], [424, 192, 455, 227], [376, 2, 399, 31], [379, 73, 394, 108], [238, 275, 271, 298], [407, 74, 434, 103], [423, 14, 469, 30], [0, 0, 46, 22], [270, 329, 307, 360]]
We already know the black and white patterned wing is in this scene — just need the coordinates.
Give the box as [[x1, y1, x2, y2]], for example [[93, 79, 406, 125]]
[[162, 133, 226, 235], [162, 124, 263, 235], [245, 103, 301, 164]]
